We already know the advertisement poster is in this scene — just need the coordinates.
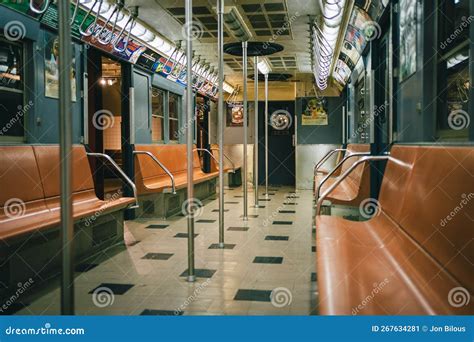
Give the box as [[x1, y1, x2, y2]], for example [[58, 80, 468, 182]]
[[0, 0, 44, 19], [302, 98, 328, 126], [44, 32, 77, 101], [399, 0, 417, 82], [226, 103, 247, 127], [40, 3, 94, 40]]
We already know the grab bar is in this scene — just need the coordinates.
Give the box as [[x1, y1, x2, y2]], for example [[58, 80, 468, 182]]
[[210, 147, 236, 173], [112, 6, 137, 53], [315, 155, 392, 216], [30, 0, 50, 14], [133, 151, 176, 194], [316, 152, 371, 199], [313, 148, 347, 176], [86, 153, 139, 209], [96, 0, 125, 45], [79, 0, 104, 37], [70, 0, 80, 24]]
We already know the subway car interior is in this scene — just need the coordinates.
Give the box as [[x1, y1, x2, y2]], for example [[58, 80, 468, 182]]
[[0, 0, 473, 321]]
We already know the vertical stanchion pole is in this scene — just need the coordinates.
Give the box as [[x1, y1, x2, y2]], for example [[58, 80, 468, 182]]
[[253, 56, 259, 207], [58, 0, 74, 315], [264, 73, 269, 197], [217, 0, 225, 247], [242, 41, 248, 220], [185, 0, 195, 282]]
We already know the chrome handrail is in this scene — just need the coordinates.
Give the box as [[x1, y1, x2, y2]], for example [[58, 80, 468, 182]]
[[210, 147, 236, 173], [313, 148, 347, 176], [96, 0, 125, 45], [133, 151, 176, 194], [79, 0, 103, 37], [86, 152, 139, 209], [194, 148, 219, 165], [315, 155, 392, 216], [316, 152, 372, 199], [112, 6, 137, 53], [30, 0, 50, 14]]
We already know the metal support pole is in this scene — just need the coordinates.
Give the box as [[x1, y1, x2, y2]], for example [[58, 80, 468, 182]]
[[264, 73, 269, 197], [58, 0, 74, 315], [217, 0, 225, 247], [253, 56, 259, 207], [185, 0, 195, 282], [242, 41, 248, 220]]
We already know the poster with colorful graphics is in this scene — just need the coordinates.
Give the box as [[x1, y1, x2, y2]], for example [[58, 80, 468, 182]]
[[44, 32, 77, 101], [302, 98, 328, 126], [226, 103, 247, 127], [399, 0, 417, 82], [0, 0, 44, 19]]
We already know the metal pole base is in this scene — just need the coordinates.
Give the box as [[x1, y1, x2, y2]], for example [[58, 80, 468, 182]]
[[253, 205, 263, 208], [187, 275, 196, 282], [218, 242, 225, 248], [243, 217, 249, 221]]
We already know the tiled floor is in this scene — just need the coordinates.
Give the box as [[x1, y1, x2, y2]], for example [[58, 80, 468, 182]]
[[15, 186, 318, 316]]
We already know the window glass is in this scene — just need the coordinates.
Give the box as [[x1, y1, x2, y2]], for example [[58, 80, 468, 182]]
[[151, 87, 165, 142], [438, 0, 470, 52], [169, 92, 180, 141], [0, 38, 24, 139]]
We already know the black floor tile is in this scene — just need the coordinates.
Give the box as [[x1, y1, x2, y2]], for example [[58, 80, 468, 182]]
[[225, 201, 239, 204], [146, 224, 169, 229], [89, 283, 134, 295], [141, 253, 174, 260], [174, 233, 199, 238], [265, 235, 289, 241], [212, 209, 230, 212], [240, 215, 259, 218], [180, 268, 216, 278], [272, 221, 293, 225], [312, 246, 316, 252], [234, 289, 272, 302], [279, 210, 296, 214], [259, 198, 271, 201], [285, 203, 297, 205], [234, 195, 244, 198], [75, 263, 98, 273], [208, 243, 236, 249], [140, 309, 182, 316], [0, 302, 29, 315], [262, 192, 276, 196], [286, 196, 300, 199], [252, 205, 266, 208], [196, 219, 216, 223], [311, 273, 317, 282], [253, 256, 283, 264], [228, 227, 249, 231]]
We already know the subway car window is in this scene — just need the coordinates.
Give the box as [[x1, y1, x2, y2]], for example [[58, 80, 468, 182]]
[[0, 38, 24, 140], [0, 0, 473, 338], [151, 87, 165, 142]]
